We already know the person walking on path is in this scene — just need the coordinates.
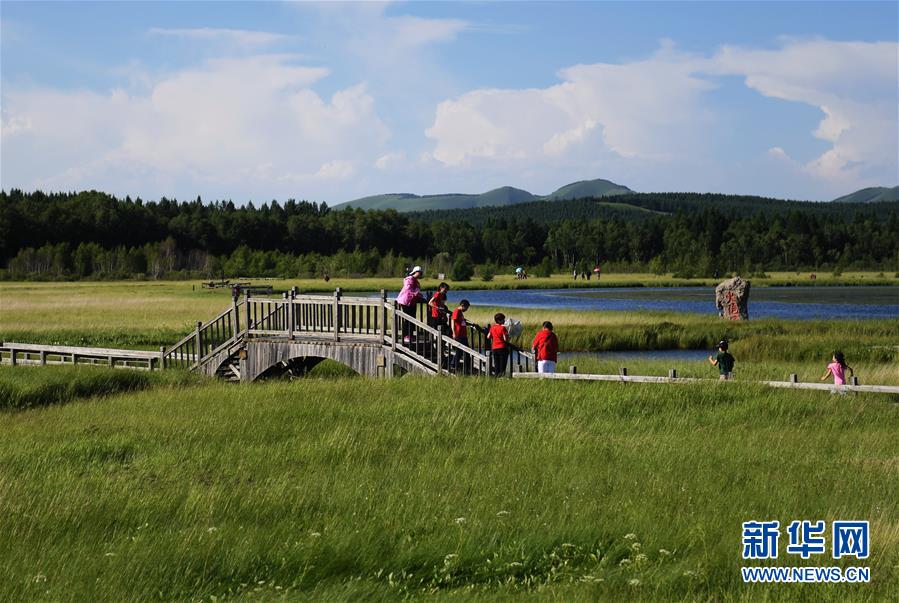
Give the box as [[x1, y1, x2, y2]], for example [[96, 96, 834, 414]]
[[487, 312, 510, 377], [450, 299, 471, 374], [396, 266, 425, 344], [708, 340, 735, 380], [532, 321, 559, 374], [821, 351, 854, 386]]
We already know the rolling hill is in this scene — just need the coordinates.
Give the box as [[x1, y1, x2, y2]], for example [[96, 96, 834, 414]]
[[832, 186, 899, 203], [334, 178, 632, 212]]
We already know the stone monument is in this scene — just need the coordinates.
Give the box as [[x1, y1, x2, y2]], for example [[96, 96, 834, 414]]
[[715, 276, 750, 320]]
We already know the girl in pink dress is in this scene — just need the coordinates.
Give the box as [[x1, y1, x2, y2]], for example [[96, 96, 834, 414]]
[[821, 351, 854, 386]]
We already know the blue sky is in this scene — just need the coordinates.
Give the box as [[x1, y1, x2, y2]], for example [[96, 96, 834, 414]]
[[2, 1, 897, 203]]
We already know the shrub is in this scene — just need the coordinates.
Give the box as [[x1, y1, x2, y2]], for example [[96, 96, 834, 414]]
[[451, 253, 474, 281], [479, 263, 496, 282], [534, 257, 553, 278]]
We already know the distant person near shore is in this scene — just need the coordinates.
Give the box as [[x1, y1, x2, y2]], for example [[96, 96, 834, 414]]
[[396, 266, 425, 344], [450, 299, 471, 374], [532, 321, 559, 374], [428, 282, 450, 335], [487, 312, 510, 377], [709, 340, 735, 380], [821, 351, 854, 387]]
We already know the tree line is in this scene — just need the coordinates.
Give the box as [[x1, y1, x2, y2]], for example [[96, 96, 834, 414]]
[[1, 189, 897, 280]]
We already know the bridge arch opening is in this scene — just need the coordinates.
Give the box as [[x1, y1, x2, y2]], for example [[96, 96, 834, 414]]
[[255, 356, 359, 380]]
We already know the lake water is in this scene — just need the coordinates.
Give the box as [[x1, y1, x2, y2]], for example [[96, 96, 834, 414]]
[[435, 286, 899, 320]]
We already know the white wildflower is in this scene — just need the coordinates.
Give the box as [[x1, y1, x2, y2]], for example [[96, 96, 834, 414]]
[[628, 578, 641, 586], [659, 549, 672, 556], [454, 517, 466, 525], [619, 558, 632, 567], [32, 574, 47, 584], [207, 527, 217, 533], [624, 533, 638, 540], [634, 553, 648, 563], [309, 531, 322, 538], [631, 542, 641, 551], [496, 510, 510, 517]]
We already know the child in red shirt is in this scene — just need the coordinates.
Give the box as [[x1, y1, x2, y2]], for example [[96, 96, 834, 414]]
[[531, 321, 559, 373], [427, 282, 450, 334], [450, 299, 470, 373], [487, 312, 509, 377]]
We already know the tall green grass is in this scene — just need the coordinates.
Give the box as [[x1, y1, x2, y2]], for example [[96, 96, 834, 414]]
[[0, 366, 201, 410], [1, 375, 896, 600]]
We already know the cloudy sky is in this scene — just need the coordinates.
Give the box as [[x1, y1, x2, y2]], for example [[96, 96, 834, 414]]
[[1, 1, 896, 204]]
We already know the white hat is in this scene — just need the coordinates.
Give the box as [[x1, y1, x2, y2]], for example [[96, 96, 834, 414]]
[[409, 265, 423, 275]]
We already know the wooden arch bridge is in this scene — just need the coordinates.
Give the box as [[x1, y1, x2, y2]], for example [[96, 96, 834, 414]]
[[1, 290, 534, 382]]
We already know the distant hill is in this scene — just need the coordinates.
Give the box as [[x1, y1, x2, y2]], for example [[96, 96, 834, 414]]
[[544, 178, 633, 201], [410, 192, 899, 226], [334, 179, 632, 212], [832, 186, 899, 203]]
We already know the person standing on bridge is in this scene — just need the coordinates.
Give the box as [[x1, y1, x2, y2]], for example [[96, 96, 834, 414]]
[[450, 299, 471, 374], [428, 282, 450, 335], [487, 312, 510, 377], [397, 266, 425, 344], [532, 321, 559, 374]]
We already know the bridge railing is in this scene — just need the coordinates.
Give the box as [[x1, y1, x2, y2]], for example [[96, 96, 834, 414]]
[[245, 290, 387, 341], [393, 305, 489, 375], [163, 303, 241, 370]]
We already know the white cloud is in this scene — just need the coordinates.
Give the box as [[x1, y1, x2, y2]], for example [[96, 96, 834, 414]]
[[424, 39, 897, 195], [375, 151, 405, 170], [1, 54, 388, 197], [148, 27, 292, 47], [426, 43, 716, 166], [711, 40, 898, 185]]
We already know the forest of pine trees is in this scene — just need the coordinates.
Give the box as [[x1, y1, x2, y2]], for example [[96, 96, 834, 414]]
[[1, 189, 897, 280]]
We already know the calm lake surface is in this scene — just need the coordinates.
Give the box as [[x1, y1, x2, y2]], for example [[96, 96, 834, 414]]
[[435, 286, 899, 320]]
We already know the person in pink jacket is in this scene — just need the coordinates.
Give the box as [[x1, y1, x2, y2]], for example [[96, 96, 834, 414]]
[[821, 351, 854, 387], [396, 266, 425, 344]]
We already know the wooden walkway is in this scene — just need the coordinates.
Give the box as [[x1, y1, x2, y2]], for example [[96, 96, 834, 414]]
[[2, 288, 897, 395]]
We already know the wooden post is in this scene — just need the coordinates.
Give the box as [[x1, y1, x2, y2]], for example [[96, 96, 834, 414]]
[[668, 368, 677, 379], [72, 353, 77, 365], [436, 332, 444, 376], [789, 373, 799, 383], [9, 348, 15, 367], [159, 346, 166, 370], [288, 288, 296, 339], [108, 355, 115, 368], [334, 287, 342, 342], [195, 321, 203, 363], [245, 290, 252, 337], [391, 301, 398, 351], [850, 376, 859, 386], [380, 290, 388, 345], [40, 350, 47, 366], [569, 365, 577, 374], [619, 367, 628, 377], [232, 294, 240, 336]]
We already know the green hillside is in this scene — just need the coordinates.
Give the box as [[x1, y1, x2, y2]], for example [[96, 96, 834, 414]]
[[545, 178, 633, 200], [832, 185, 899, 203], [334, 178, 629, 212]]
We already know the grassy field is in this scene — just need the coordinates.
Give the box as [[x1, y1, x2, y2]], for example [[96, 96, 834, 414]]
[[1, 370, 897, 601]]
